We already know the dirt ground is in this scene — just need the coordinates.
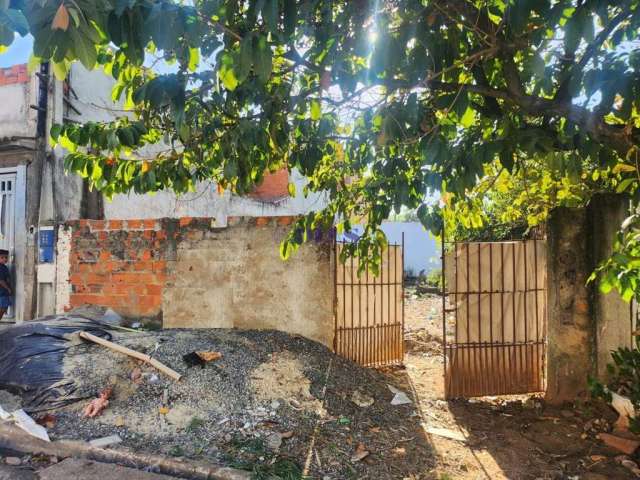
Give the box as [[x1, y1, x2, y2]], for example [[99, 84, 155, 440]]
[[0, 299, 639, 479], [391, 288, 637, 479]]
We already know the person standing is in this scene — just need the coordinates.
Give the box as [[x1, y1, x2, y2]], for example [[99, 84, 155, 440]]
[[0, 249, 12, 321]]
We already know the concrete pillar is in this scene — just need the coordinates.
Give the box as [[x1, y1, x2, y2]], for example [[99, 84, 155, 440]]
[[587, 193, 631, 380], [546, 207, 594, 403]]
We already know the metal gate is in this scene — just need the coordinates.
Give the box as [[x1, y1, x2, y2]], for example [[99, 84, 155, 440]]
[[334, 238, 404, 366], [442, 238, 547, 398]]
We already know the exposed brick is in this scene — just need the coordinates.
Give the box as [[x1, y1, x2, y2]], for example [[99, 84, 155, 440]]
[[0, 64, 29, 86], [255, 216, 270, 227], [90, 220, 106, 231], [108, 220, 123, 230], [179, 217, 193, 227], [277, 216, 294, 226], [146, 284, 163, 295], [126, 220, 143, 229], [248, 168, 289, 201], [143, 219, 157, 230]]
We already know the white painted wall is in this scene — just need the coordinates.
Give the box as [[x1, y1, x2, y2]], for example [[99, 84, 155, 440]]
[[338, 221, 441, 275], [103, 170, 327, 221], [0, 77, 37, 139]]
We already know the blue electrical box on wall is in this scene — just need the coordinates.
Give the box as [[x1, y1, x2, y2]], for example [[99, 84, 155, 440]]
[[39, 226, 54, 263]]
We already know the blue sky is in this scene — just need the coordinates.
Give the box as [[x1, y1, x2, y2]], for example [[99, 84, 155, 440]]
[[0, 35, 32, 67]]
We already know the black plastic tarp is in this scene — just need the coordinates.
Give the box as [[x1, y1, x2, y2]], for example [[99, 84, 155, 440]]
[[0, 316, 112, 412]]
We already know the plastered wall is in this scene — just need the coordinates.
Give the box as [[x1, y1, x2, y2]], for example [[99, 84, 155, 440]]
[[56, 216, 335, 347]]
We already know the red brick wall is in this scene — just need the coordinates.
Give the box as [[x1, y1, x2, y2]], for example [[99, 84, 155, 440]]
[[66, 219, 169, 317], [0, 64, 29, 86], [249, 168, 289, 201]]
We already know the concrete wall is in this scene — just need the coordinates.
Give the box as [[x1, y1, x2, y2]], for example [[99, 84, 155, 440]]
[[546, 208, 593, 402], [588, 194, 632, 380], [56, 216, 335, 347], [102, 170, 327, 223], [0, 65, 37, 139], [546, 194, 630, 402]]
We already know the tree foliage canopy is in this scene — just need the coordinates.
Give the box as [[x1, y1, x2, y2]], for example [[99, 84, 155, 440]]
[[1, 0, 640, 272]]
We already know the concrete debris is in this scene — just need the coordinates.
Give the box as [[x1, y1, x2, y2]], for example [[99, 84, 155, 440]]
[[265, 432, 282, 451], [89, 434, 123, 448], [351, 390, 374, 408], [598, 432, 640, 455], [611, 391, 636, 431], [388, 385, 412, 405], [4, 457, 21, 466]]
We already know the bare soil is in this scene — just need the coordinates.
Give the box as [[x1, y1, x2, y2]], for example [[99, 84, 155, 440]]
[[1, 298, 638, 479], [394, 288, 637, 479]]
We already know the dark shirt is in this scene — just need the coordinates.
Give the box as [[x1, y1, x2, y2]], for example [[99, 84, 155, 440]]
[[0, 264, 11, 297]]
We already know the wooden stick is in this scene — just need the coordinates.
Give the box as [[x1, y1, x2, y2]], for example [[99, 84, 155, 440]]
[[79, 331, 182, 382]]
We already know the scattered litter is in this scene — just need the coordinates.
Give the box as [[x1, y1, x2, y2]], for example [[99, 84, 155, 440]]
[[114, 416, 125, 427], [393, 446, 406, 456], [196, 351, 223, 362], [102, 309, 123, 325], [265, 432, 283, 451], [4, 457, 21, 466], [615, 455, 640, 476], [590, 454, 607, 462], [425, 426, 467, 442], [351, 443, 370, 462], [36, 414, 56, 429], [11, 409, 51, 442], [89, 434, 122, 448], [82, 386, 112, 418], [78, 331, 182, 381], [611, 392, 636, 430], [183, 352, 207, 369], [338, 416, 351, 425], [130, 367, 142, 383], [145, 373, 160, 384], [598, 432, 640, 455], [131, 322, 142, 329], [159, 407, 170, 415], [388, 385, 412, 405], [351, 390, 374, 408], [280, 431, 294, 439]]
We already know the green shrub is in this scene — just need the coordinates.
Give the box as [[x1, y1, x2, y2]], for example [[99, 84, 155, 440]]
[[425, 268, 443, 290], [589, 338, 640, 433]]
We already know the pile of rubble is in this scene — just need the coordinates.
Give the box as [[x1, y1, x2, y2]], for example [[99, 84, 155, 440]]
[[0, 316, 432, 479]]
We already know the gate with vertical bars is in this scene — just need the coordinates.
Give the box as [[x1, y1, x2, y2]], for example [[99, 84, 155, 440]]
[[442, 238, 547, 398], [334, 238, 404, 366]]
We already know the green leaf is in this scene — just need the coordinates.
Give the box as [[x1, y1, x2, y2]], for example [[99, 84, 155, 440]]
[[616, 178, 635, 193], [261, 0, 278, 33], [253, 35, 272, 83], [310, 100, 321, 121], [188, 47, 200, 72], [460, 107, 474, 127], [235, 35, 253, 82], [220, 65, 239, 91]]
